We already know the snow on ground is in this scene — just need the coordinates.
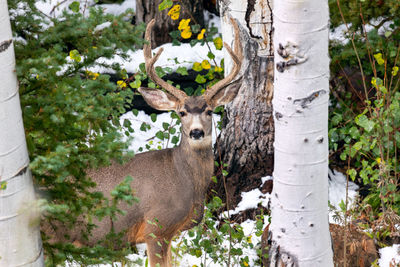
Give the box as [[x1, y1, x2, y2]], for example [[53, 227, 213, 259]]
[[328, 168, 359, 223], [379, 244, 400, 267], [223, 176, 272, 217], [89, 41, 224, 74], [98, 0, 136, 15], [330, 17, 394, 45], [35, 0, 135, 18]]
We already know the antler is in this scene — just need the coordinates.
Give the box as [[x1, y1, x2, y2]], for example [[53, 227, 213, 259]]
[[143, 19, 188, 101], [203, 17, 243, 101]]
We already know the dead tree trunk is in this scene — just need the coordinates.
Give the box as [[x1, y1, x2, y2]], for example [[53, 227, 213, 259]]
[[212, 0, 274, 211], [136, 0, 204, 47]]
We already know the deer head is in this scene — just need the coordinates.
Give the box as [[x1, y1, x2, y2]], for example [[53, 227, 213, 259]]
[[138, 18, 243, 149]]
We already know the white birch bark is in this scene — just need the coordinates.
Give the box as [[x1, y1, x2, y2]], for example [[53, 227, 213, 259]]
[[269, 0, 333, 266], [0, 1, 44, 266]]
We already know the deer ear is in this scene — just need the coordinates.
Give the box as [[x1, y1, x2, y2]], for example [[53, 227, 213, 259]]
[[138, 87, 179, 111], [208, 77, 242, 109]]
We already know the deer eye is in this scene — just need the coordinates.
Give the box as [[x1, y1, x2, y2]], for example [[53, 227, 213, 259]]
[[206, 110, 213, 116], [179, 111, 186, 117]]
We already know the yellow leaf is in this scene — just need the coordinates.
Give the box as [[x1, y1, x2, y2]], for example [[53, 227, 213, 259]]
[[69, 49, 81, 62], [243, 261, 249, 267], [247, 235, 252, 243], [373, 53, 385, 65], [181, 28, 192, 39], [167, 5, 180, 20], [193, 62, 203, 72], [201, 60, 211, 70], [392, 66, 399, 76], [213, 37, 223, 50], [117, 80, 127, 88], [197, 28, 206, 40], [215, 66, 223, 72], [376, 157, 381, 164], [178, 18, 191, 31], [371, 77, 377, 88]]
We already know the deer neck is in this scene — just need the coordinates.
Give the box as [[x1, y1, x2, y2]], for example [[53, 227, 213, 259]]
[[173, 135, 214, 193], [175, 134, 213, 161]]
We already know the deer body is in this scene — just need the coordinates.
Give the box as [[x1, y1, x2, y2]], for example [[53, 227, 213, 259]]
[[86, 137, 214, 242], [87, 117, 214, 245], [45, 19, 242, 267]]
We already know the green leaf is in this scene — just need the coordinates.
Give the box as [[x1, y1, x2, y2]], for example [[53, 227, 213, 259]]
[[162, 122, 169, 131], [123, 119, 131, 128], [348, 126, 360, 139], [207, 51, 215, 60], [169, 127, 176, 134], [176, 66, 188, 76], [156, 131, 164, 140], [140, 122, 149, 131], [158, 0, 173, 11], [220, 223, 230, 233], [129, 79, 141, 89], [331, 114, 342, 126], [69, 1, 80, 13], [355, 114, 375, 132], [195, 74, 206, 84], [347, 168, 357, 181], [191, 24, 201, 33], [194, 249, 202, 257], [139, 62, 146, 73], [353, 141, 363, 151], [340, 151, 347, 161], [383, 122, 393, 133], [150, 113, 157, 122], [155, 66, 166, 77], [171, 136, 179, 144]]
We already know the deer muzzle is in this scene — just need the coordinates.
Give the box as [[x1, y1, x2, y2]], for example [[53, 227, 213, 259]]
[[189, 129, 205, 140]]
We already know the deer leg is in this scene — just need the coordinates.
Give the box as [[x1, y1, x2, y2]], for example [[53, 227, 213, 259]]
[[145, 236, 172, 267]]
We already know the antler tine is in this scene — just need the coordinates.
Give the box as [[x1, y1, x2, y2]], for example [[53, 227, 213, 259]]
[[143, 19, 187, 100], [203, 17, 243, 101]]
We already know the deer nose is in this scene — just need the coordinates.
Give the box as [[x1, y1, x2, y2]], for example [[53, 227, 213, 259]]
[[190, 129, 204, 140]]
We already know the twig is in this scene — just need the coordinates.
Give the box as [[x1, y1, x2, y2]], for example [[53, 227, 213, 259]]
[[50, 0, 68, 16], [337, 0, 371, 115]]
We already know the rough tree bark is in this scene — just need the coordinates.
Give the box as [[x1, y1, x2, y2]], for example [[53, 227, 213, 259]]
[[0, 1, 44, 266], [268, 0, 333, 266], [212, 0, 274, 211], [136, 0, 204, 47]]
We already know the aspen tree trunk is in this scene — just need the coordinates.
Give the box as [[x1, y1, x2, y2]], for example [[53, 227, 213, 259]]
[[212, 0, 274, 209], [0, 1, 44, 266], [269, 0, 333, 266], [136, 0, 204, 47]]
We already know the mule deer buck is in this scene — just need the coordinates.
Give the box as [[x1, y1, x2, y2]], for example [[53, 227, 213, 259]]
[[46, 18, 242, 267]]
